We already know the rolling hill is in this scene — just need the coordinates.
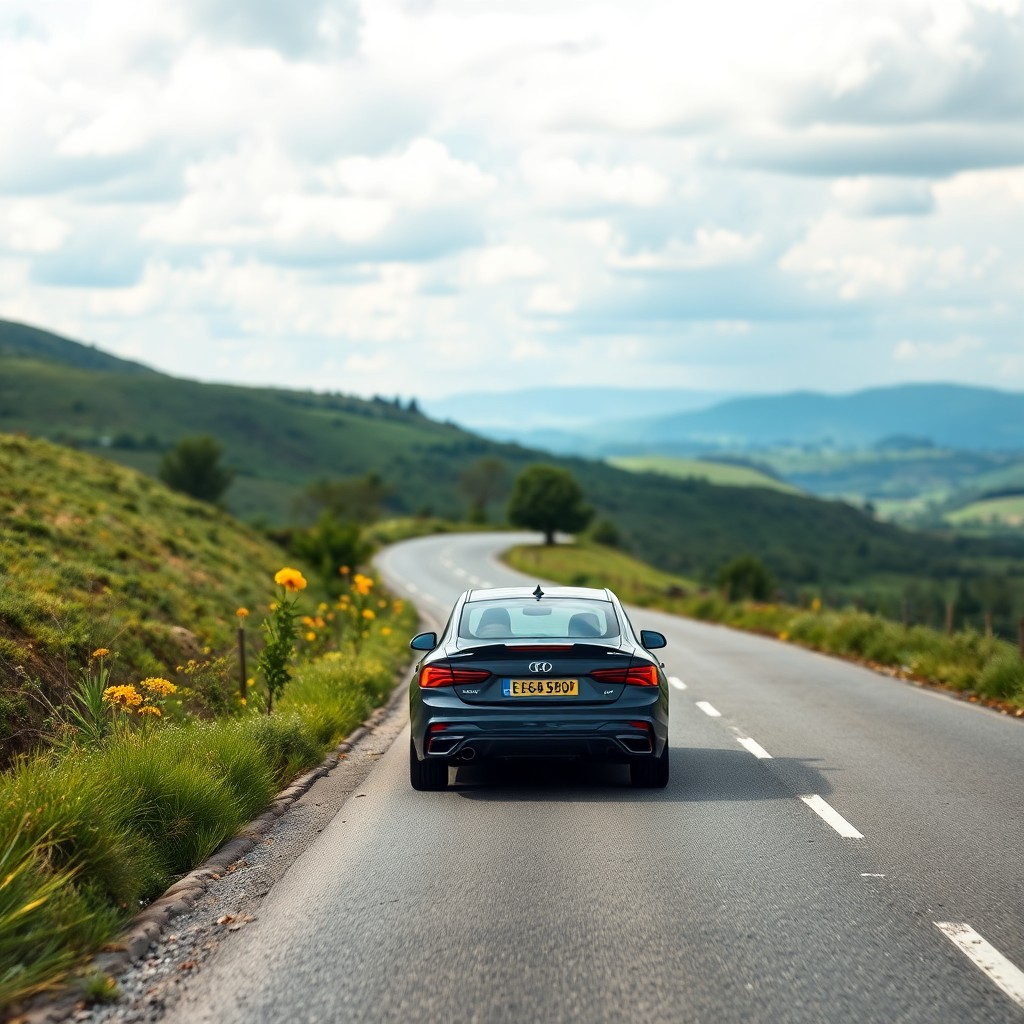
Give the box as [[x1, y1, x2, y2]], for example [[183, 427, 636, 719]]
[[2, 317, 1022, 601]]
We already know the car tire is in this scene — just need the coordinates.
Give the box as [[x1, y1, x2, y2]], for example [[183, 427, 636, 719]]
[[410, 738, 448, 791], [630, 744, 669, 788]]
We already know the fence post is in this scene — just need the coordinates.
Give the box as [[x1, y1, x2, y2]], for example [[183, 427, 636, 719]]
[[238, 625, 248, 701]]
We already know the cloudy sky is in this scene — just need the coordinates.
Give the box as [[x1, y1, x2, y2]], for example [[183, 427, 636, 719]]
[[2, 0, 1023, 400]]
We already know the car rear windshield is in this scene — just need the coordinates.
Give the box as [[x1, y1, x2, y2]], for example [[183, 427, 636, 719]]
[[458, 598, 620, 641]]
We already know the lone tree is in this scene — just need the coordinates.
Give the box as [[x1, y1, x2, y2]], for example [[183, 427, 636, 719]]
[[507, 464, 592, 545], [717, 554, 775, 602], [158, 435, 234, 503]]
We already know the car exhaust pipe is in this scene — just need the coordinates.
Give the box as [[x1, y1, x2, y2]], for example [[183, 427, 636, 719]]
[[458, 746, 477, 762], [619, 736, 654, 755]]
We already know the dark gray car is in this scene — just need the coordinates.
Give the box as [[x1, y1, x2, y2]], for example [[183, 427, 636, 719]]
[[408, 585, 669, 790]]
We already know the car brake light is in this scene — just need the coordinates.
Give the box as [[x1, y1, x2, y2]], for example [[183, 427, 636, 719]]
[[508, 645, 574, 651], [591, 665, 659, 686], [420, 666, 491, 688]]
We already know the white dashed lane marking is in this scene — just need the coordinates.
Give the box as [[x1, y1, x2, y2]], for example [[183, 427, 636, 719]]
[[934, 923, 1024, 1010], [668, 676, 687, 690], [695, 701, 721, 718], [799, 794, 864, 839], [736, 735, 773, 759]]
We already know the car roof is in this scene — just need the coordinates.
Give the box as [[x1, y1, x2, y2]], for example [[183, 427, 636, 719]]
[[464, 585, 613, 602]]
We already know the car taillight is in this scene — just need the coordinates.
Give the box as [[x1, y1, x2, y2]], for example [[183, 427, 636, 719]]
[[420, 666, 491, 688], [591, 665, 659, 686]]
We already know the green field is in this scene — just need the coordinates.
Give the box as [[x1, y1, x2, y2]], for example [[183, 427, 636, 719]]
[[608, 455, 799, 493], [947, 496, 1024, 528]]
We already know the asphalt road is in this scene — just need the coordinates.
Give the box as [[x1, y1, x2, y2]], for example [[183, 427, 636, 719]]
[[165, 532, 1024, 1023]]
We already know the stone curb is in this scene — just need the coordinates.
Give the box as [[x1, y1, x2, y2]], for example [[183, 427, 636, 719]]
[[11, 678, 408, 1024]]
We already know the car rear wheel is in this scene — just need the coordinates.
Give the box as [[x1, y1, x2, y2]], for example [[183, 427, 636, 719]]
[[410, 738, 448, 791], [630, 745, 669, 788]]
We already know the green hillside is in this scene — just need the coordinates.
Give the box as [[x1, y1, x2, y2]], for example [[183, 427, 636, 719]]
[[0, 317, 155, 374], [2, 319, 1023, 606], [0, 433, 294, 756], [608, 454, 799, 493]]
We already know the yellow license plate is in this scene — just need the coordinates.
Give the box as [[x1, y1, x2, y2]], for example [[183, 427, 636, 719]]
[[503, 678, 579, 697]]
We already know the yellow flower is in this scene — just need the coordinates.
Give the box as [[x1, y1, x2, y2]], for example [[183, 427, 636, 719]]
[[381, 627, 392, 636], [361, 608, 375, 620], [137, 706, 162, 718], [339, 565, 350, 576], [236, 607, 249, 619], [239, 697, 247, 706], [306, 631, 317, 642], [102, 684, 143, 709], [811, 597, 822, 613], [139, 677, 177, 697], [269, 602, 278, 612], [91, 647, 110, 659], [778, 631, 790, 642], [314, 617, 325, 628], [247, 677, 255, 687], [302, 615, 316, 627], [378, 599, 387, 609], [353, 573, 374, 596], [274, 567, 308, 592], [318, 602, 328, 613]]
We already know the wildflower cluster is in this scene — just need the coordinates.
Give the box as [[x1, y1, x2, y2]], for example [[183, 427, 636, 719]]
[[300, 603, 333, 656], [101, 676, 177, 723], [333, 570, 405, 654], [257, 567, 308, 713]]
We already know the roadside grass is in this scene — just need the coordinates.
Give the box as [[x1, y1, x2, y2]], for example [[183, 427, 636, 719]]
[[0, 606, 416, 1011], [505, 542, 1024, 713], [509, 542, 695, 606]]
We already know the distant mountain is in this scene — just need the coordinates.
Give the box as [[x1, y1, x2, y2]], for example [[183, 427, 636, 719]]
[[593, 384, 1024, 452], [420, 387, 735, 436], [0, 318, 157, 375]]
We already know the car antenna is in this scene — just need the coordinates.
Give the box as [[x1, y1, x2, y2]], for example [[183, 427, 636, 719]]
[[533, 584, 544, 600]]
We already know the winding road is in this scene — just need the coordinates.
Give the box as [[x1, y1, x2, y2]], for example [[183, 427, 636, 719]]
[[166, 532, 1024, 1023]]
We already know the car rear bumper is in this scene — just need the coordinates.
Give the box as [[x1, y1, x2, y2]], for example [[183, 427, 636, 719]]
[[411, 698, 669, 763]]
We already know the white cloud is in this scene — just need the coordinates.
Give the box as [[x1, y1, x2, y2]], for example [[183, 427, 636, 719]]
[[332, 138, 496, 206], [892, 335, 984, 360], [609, 228, 762, 271], [526, 283, 576, 314], [520, 153, 669, 209], [3, 202, 70, 252], [472, 243, 547, 285]]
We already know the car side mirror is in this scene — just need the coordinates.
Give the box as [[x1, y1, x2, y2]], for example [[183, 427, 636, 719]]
[[640, 629, 667, 650], [410, 631, 438, 651]]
